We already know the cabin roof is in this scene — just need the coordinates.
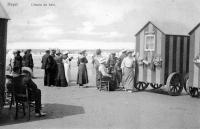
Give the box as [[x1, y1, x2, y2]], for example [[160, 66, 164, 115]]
[[0, 2, 10, 19], [189, 23, 200, 35], [135, 21, 189, 36]]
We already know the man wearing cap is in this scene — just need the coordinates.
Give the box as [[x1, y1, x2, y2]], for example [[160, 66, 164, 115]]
[[22, 49, 34, 74], [41, 50, 50, 70], [21, 67, 46, 116], [50, 49, 56, 58], [99, 58, 116, 91], [107, 52, 117, 73], [116, 49, 127, 85], [50, 49, 57, 84], [41, 50, 55, 86], [13, 50, 22, 74]]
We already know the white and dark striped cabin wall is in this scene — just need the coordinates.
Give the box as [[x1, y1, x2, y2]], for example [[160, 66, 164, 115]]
[[135, 23, 166, 85], [164, 35, 190, 83], [189, 27, 200, 88], [135, 23, 190, 85]]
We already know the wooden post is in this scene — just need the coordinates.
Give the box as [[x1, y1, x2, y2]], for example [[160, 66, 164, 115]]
[[0, 19, 8, 110]]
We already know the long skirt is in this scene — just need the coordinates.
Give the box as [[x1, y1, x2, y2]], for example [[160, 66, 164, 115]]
[[64, 63, 71, 83], [122, 67, 134, 90], [77, 64, 88, 85], [95, 67, 101, 88], [44, 69, 55, 86], [56, 63, 68, 87]]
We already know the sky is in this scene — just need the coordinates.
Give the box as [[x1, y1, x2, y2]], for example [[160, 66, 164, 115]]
[[1, 0, 200, 49]]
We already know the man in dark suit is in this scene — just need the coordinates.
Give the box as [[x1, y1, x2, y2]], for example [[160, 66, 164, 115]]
[[41, 50, 50, 86], [45, 51, 57, 86], [21, 67, 46, 117], [22, 49, 34, 70], [22, 49, 34, 78]]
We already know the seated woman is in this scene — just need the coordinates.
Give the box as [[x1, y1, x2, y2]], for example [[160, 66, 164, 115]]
[[98, 58, 116, 91]]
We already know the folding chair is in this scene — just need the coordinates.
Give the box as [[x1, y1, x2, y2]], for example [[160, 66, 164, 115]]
[[5, 75, 15, 110], [99, 73, 110, 91], [12, 75, 35, 120]]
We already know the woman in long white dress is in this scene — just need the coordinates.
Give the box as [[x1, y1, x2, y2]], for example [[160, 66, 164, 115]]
[[63, 51, 72, 85]]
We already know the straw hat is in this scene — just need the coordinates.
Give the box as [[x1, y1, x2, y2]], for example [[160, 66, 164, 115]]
[[79, 50, 86, 54], [99, 58, 107, 64], [13, 50, 17, 54], [45, 49, 50, 53], [22, 67, 33, 76], [121, 49, 127, 53], [56, 49, 61, 54], [63, 51, 69, 55], [132, 51, 136, 56], [126, 50, 133, 54]]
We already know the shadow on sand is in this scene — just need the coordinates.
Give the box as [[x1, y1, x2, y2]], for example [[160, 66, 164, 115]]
[[0, 103, 85, 126], [144, 88, 188, 96]]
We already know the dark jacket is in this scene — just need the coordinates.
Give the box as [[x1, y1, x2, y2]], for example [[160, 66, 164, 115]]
[[41, 53, 49, 69], [22, 53, 34, 69], [107, 57, 117, 67], [13, 55, 22, 73], [46, 55, 57, 71]]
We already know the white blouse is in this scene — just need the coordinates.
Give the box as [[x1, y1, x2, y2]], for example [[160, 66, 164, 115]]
[[99, 64, 110, 77], [121, 57, 135, 68]]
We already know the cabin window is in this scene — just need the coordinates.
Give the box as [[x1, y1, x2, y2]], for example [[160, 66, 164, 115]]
[[145, 34, 155, 51]]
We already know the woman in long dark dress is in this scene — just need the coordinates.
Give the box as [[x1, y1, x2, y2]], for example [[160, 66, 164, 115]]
[[54, 50, 67, 87], [77, 50, 88, 87], [13, 50, 22, 74]]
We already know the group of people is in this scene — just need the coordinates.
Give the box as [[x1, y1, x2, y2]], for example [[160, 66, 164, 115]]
[[41, 48, 137, 92], [7, 49, 46, 117], [92, 49, 137, 92], [8, 48, 137, 93], [41, 49, 91, 88], [41, 49, 73, 87], [93, 49, 136, 92], [5, 48, 137, 118], [8, 49, 34, 75]]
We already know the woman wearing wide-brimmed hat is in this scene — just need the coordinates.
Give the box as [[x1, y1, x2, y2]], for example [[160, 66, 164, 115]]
[[77, 50, 88, 87], [54, 50, 67, 87], [121, 50, 136, 92]]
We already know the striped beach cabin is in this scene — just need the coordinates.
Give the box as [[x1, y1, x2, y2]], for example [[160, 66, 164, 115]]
[[135, 21, 190, 96], [0, 3, 9, 110], [187, 23, 200, 97]]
